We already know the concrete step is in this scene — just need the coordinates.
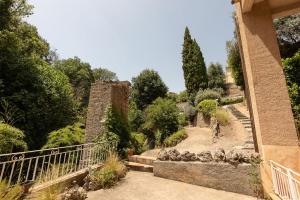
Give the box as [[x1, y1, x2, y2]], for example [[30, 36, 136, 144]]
[[126, 162, 153, 173], [129, 155, 156, 166]]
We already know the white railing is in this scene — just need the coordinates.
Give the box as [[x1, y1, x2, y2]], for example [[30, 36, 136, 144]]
[[0, 142, 116, 187], [270, 160, 300, 200]]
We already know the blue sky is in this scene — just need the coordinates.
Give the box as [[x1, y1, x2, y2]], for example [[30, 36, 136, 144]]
[[27, 0, 235, 92]]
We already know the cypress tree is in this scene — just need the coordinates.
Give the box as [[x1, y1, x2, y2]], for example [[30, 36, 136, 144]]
[[182, 27, 208, 99]]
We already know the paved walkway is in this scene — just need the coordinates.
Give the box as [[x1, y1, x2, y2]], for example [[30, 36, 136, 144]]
[[87, 171, 256, 200]]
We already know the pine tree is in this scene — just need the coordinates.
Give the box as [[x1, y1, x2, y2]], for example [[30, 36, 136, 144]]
[[182, 27, 208, 99]]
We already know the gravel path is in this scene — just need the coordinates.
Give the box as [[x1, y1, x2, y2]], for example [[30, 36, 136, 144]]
[[87, 171, 256, 200]]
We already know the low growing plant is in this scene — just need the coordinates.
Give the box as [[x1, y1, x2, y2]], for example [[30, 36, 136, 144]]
[[214, 109, 230, 126], [0, 180, 23, 200], [130, 132, 147, 154], [220, 97, 244, 105], [163, 129, 188, 147], [197, 100, 217, 117], [194, 89, 221, 106]]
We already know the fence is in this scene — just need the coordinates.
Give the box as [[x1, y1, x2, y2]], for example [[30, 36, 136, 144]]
[[0, 142, 116, 187], [270, 160, 300, 200]]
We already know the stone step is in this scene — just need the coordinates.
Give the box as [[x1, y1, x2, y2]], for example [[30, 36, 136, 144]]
[[129, 155, 156, 166], [126, 162, 153, 173]]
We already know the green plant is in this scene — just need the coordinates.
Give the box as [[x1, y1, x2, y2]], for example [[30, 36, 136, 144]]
[[0, 123, 27, 153], [248, 157, 263, 198], [128, 101, 145, 132], [164, 129, 188, 147], [130, 132, 147, 154], [194, 89, 221, 106], [93, 167, 117, 189], [103, 152, 127, 179], [220, 97, 244, 105], [177, 91, 188, 103], [43, 123, 85, 149], [143, 98, 180, 145], [207, 62, 226, 90], [197, 100, 217, 117], [214, 109, 230, 126], [178, 113, 188, 128], [131, 69, 168, 110], [0, 180, 23, 200]]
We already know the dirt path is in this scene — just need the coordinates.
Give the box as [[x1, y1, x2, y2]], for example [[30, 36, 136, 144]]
[[87, 171, 256, 200]]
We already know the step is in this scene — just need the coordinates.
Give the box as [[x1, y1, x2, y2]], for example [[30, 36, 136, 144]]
[[129, 155, 156, 165], [126, 162, 153, 173]]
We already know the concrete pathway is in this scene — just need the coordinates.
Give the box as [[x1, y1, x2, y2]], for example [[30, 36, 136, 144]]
[[87, 171, 256, 200]]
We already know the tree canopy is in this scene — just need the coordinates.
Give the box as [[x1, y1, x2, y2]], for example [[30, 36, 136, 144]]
[[207, 62, 226, 90], [93, 68, 118, 81]]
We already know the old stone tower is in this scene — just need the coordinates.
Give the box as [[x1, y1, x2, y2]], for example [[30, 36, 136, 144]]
[[85, 80, 130, 143]]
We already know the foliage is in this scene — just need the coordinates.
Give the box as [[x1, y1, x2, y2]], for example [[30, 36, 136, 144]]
[[95, 131, 120, 148], [163, 129, 187, 147], [129, 132, 147, 154], [182, 27, 208, 98], [177, 90, 188, 103], [143, 98, 180, 145], [226, 39, 244, 89], [166, 92, 178, 102], [178, 113, 188, 128], [0, 180, 23, 200], [194, 89, 221, 106], [54, 57, 94, 110], [214, 109, 230, 126], [103, 152, 127, 179], [105, 105, 130, 150], [283, 51, 300, 134], [0, 2, 78, 149], [274, 14, 300, 58], [0, 123, 27, 154], [128, 101, 144, 132], [207, 62, 226, 90], [43, 123, 85, 149], [0, 98, 22, 125], [220, 96, 244, 105], [197, 100, 217, 117], [93, 68, 118, 81], [131, 69, 168, 110]]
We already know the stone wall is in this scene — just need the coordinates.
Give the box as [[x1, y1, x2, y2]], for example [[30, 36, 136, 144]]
[[153, 161, 258, 196], [85, 81, 130, 143]]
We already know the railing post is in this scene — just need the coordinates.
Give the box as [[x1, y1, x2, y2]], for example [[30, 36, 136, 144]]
[[288, 169, 298, 200]]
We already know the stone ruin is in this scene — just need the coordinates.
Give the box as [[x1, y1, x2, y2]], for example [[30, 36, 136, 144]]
[[85, 80, 130, 143]]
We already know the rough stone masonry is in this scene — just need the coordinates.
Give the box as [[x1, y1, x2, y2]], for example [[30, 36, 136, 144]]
[[85, 80, 130, 143]]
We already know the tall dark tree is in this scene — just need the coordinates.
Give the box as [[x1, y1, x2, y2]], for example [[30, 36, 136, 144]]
[[182, 27, 208, 99], [131, 69, 168, 110], [207, 62, 226, 90]]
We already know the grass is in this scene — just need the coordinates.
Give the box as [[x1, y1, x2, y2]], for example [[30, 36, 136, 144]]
[[163, 129, 188, 147], [214, 109, 230, 126], [0, 180, 23, 200]]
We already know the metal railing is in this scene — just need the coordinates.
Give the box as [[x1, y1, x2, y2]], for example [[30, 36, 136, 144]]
[[270, 160, 300, 200], [0, 142, 116, 187]]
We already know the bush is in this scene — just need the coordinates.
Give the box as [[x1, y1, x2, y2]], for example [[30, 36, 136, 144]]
[[43, 123, 85, 149], [128, 101, 144, 132], [221, 97, 244, 105], [164, 129, 188, 147], [194, 89, 221, 106], [0, 181, 23, 200], [178, 113, 188, 128], [197, 100, 217, 117], [130, 132, 147, 154], [103, 152, 127, 179], [0, 123, 27, 153], [214, 109, 230, 126], [143, 98, 180, 145], [177, 91, 188, 103]]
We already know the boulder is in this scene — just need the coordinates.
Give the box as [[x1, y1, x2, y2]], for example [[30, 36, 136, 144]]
[[213, 148, 226, 162], [168, 149, 181, 161], [157, 150, 169, 161], [61, 181, 87, 200], [197, 151, 213, 162], [181, 151, 197, 162]]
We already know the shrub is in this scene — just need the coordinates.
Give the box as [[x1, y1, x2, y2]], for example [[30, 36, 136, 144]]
[[128, 101, 145, 132], [103, 152, 127, 179], [143, 98, 179, 145], [0, 180, 23, 200], [197, 100, 217, 117], [177, 91, 188, 103], [163, 129, 188, 147], [194, 89, 221, 106], [92, 167, 117, 189], [0, 123, 27, 153], [130, 132, 147, 154], [43, 123, 85, 149], [221, 97, 244, 105], [214, 109, 230, 126], [178, 113, 188, 128]]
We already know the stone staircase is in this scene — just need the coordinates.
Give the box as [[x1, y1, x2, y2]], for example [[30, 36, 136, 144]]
[[227, 105, 255, 150], [126, 155, 156, 173]]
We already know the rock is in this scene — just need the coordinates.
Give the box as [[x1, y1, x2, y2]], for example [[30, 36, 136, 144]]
[[213, 148, 226, 162], [197, 151, 213, 162], [168, 149, 181, 161], [225, 150, 243, 166], [61, 181, 87, 200], [181, 151, 196, 162], [157, 150, 169, 161]]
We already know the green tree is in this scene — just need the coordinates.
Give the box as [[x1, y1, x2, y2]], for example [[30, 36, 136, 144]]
[[143, 98, 179, 144], [207, 62, 226, 90], [0, 123, 27, 153], [131, 69, 168, 110], [128, 101, 144, 132], [54, 57, 94, 109], [93, 68, 118, 81], [182, 27, 208, 98]]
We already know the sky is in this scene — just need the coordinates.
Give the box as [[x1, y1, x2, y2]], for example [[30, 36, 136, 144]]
[[27, 0, 235, 92]]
